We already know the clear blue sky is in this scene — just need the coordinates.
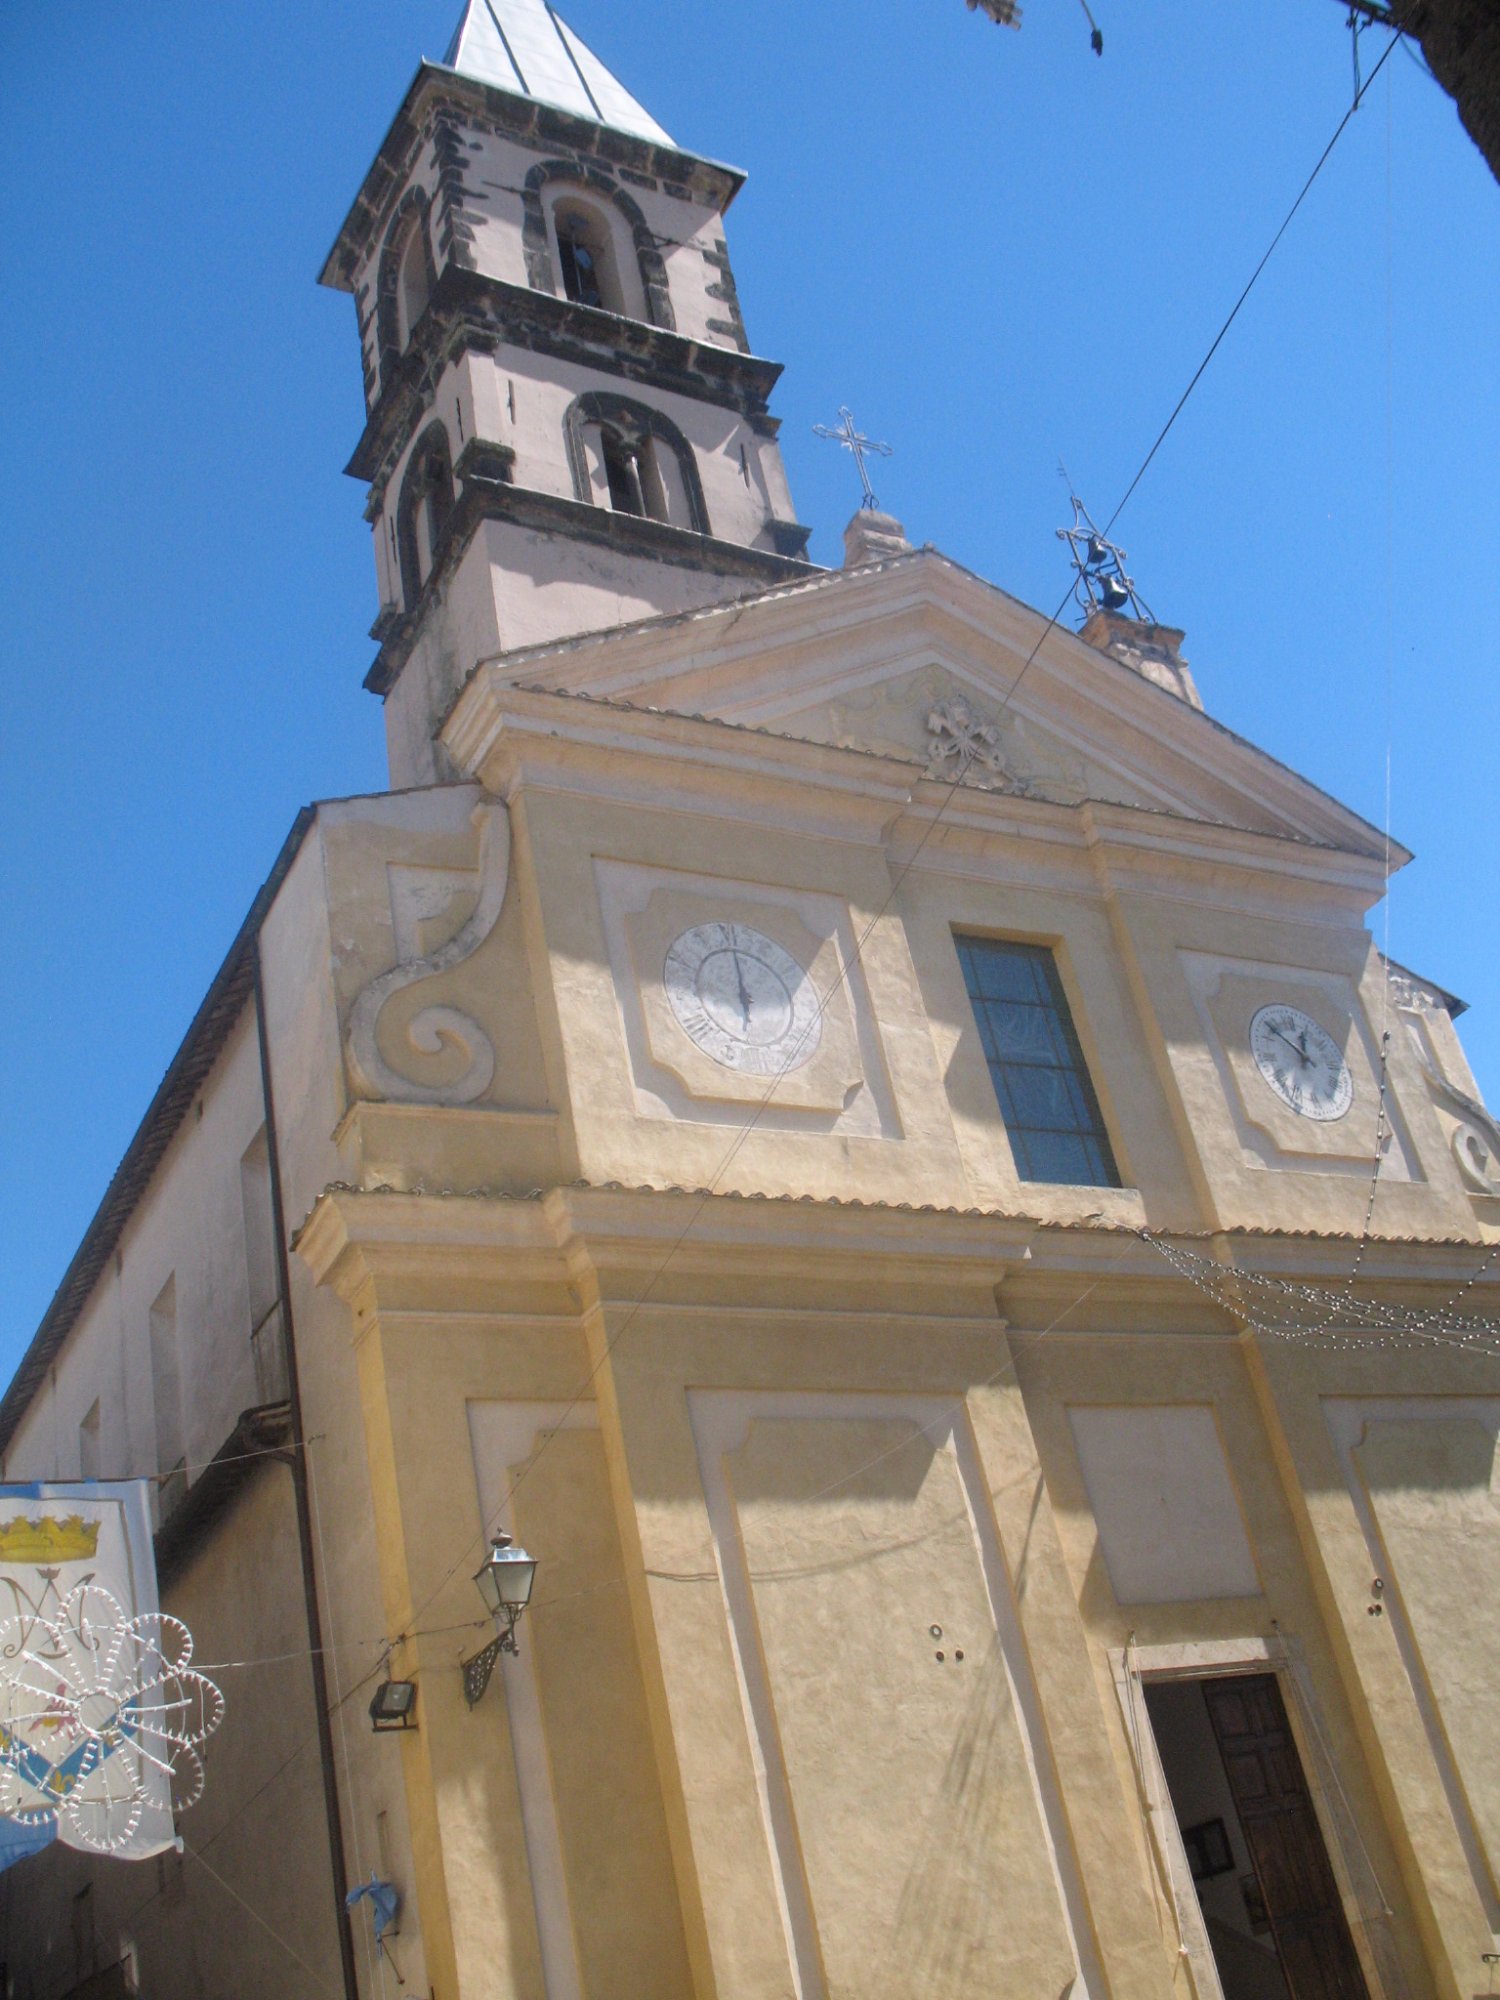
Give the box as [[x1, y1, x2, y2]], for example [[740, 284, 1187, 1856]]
[[2, 0, 1496, 1369]]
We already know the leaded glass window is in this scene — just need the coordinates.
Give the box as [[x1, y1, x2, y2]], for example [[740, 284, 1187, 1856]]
[[955, 936, 1121, 1187]]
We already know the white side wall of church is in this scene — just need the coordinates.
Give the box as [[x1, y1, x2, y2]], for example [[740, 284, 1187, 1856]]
[[2, 1012, 273, 1494]]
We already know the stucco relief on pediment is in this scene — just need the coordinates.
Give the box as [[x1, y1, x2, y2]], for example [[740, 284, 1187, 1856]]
[[783, 663, 1152, 810]]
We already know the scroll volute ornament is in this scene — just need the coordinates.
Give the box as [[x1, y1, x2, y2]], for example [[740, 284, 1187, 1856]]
[[345, 798, 510, 1106], [1453, 1122, 1500, 1196]]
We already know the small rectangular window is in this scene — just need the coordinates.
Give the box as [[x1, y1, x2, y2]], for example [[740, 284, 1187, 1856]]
[[149, 1274, 184, 1475], [240, 1128, 280, 1338], [241, 1127, 288, 1403], [955, 936, 1121, 1187], [78, 1401, 100, 1481]]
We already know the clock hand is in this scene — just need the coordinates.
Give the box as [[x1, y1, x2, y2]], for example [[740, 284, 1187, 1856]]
[[1271, 1026, 1311, 1066], [733, 952, 754, 1030]]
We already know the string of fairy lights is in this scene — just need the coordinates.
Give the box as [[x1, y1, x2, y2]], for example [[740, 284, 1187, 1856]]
[[1132, 1227, 1500, 1356], [1127, 1022, 1500, 1353]]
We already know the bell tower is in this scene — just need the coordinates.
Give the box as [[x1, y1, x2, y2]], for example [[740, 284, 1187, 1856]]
[[320, 0, 812, 786]]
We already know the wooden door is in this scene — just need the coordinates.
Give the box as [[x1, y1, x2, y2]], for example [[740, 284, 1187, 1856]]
[[1202, 1674, 1370, 2000]]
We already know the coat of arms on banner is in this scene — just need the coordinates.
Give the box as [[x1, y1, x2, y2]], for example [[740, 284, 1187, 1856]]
[[0, 1482, 223, 1862]]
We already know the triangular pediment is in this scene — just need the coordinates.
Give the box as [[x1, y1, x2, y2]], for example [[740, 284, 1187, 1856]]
[[788, 660, 1154, 812], [457, 551, 1400, 865]]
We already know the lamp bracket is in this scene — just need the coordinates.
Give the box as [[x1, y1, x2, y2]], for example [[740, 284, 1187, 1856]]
[[462, 1637, 504, 1707], [461, 1615, 521, 1708]]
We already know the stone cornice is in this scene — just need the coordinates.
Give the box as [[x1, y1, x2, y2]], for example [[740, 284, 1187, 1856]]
[[321, 63, 745, 293], [347, 265, 786, 487], [367, 476, 813, 696], [1077, 800, 1389, 897], [297, 1182, 1497, 1316], [443, 681, 918, 841], [1027, 1220, 1498, 1277], [295, 1181, 1037, 1306], [442, 674, 1395, 903]]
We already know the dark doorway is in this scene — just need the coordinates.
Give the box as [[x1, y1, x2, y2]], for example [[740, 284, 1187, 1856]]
[[1144, 1673, 1371, 2000]]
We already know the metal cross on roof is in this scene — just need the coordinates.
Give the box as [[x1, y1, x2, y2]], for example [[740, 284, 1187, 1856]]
[[1056, 484, 1154, 625], [813, 406, 893, 512]]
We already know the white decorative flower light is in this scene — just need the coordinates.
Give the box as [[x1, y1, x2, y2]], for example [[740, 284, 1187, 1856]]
[[0, 1582, 223, 1855]]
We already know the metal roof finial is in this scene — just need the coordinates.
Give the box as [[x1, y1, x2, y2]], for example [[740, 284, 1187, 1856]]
[[1056, 473, 1154, 624], [813, 406, 893, 512]]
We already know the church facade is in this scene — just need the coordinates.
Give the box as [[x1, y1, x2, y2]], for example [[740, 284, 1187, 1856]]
[[3, 5, 1500, 1998]]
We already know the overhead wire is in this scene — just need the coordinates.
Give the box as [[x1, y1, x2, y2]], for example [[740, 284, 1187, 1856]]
[[1102, 30, 1397, 541], [97, 1643, 396, 1986], [1123, 31, 1500, 1355], [182, 1842, 343, 1997]]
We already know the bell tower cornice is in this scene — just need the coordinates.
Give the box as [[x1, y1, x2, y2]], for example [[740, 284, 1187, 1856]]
[[364, 476, 812, 697], [346, 266, 786, 488]]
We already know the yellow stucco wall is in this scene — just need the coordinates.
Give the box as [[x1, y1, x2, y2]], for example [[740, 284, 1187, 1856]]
[[278, 563, 1500, 2000]]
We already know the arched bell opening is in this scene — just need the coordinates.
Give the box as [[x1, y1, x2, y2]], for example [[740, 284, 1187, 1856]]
[[563, 392, 708, 537], [375, 188, 440, 386], [552, 197, 625, 316], [396, 422, 457, 608]]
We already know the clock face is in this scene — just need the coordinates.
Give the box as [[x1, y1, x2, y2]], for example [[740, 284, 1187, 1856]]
[[664, 923, 822, 1075], [1249, 1004, 1353, 1121]]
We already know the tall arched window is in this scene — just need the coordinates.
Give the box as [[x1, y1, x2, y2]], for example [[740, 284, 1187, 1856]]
[[396, 424, 456, 608], [563, 392, 709, 537], [396, 220, 431, 348], [376, 189, 438, 386], [553, 199, 623, 315], [599, 425, 668, 521]]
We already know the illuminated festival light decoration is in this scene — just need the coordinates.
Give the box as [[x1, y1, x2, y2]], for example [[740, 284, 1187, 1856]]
[[0, 1580, 223, 1855]]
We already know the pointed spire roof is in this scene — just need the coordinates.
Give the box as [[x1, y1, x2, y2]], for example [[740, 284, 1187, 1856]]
[[443, 0, 674, 146]]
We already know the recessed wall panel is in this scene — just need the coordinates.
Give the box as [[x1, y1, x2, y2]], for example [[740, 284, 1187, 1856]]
[[692, 1391, 1092, 2000], [1352, 1413, 1500, 1898], [1067, 1404, 1260, 1605]]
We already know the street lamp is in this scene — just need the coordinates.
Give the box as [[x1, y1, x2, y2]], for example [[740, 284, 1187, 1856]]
[[461, 1534, 537, 1707]]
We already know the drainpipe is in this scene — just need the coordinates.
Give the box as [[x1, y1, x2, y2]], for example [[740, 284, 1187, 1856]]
[[251, 935, 363, 2000]]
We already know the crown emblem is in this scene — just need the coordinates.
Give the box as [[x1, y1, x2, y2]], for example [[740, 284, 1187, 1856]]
[[0, 1515, 101, 1564]]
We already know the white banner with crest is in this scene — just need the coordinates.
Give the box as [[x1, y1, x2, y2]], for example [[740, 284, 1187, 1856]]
[[0, 1481, 223, 1863]]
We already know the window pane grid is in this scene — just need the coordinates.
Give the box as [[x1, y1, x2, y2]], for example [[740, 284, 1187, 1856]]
[[956, 937, 1121, 1188]]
